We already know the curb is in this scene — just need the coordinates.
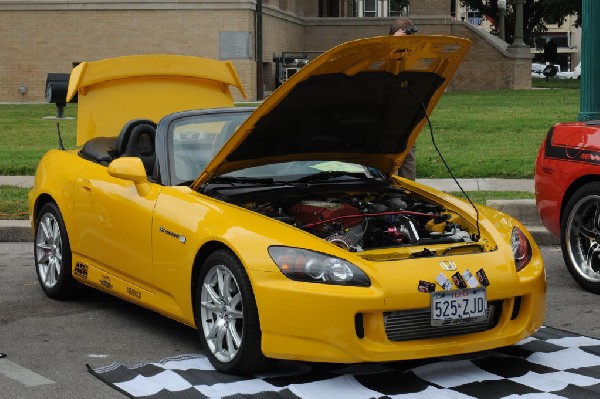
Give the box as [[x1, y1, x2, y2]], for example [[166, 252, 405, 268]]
[[485, 199, 559, 246], [0, 220, 32, 242]]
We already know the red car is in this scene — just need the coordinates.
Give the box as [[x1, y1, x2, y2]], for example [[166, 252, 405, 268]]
[[535, 120, 600, 292]]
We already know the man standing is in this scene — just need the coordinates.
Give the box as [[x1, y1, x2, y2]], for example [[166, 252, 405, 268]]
[[389, 17, 417, 180]]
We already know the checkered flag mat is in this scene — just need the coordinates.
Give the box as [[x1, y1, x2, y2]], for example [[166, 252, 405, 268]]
[[88, 327, 600, 398]]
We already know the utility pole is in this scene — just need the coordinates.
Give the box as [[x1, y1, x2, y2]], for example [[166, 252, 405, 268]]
[[578, 0, 600, 121]]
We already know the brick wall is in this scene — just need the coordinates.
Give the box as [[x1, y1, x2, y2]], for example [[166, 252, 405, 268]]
[[449, 24, 532, 91], [0, 5, 257, 102], [410, 0, 449, 15], [262, 12, 304, 91], [304, 18, 532, 91], [0, 1, 531, 103]]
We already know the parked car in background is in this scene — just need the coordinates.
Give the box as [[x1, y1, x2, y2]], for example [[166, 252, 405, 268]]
[[532, 62, 549, 79], [29, 36, 545, 375], [556, 62, 581, 80], [532, 62, 560, 79], [535, 120, 600, 293], [532, 62, 581, 80]]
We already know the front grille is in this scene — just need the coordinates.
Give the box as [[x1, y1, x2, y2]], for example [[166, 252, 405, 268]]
[[384, 301, 502, 342]]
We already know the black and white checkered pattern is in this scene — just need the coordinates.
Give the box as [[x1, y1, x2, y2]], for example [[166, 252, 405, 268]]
[[88, 327, 600, 398]]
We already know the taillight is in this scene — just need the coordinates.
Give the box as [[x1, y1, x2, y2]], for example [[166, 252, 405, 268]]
[[511, 227, 532, 272]]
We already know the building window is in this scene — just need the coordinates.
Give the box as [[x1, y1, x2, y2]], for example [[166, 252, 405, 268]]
[[320, 0, 356, 17], [364, 0, 376, 17], [356, 0, 409, 18], [389, 0, 409, 17]]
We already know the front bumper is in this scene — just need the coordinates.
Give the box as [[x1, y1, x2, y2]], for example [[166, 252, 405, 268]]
[[252, 252, 546, 364]]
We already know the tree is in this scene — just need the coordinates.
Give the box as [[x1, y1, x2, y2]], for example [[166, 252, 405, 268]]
[[459, 0, 581, 49]]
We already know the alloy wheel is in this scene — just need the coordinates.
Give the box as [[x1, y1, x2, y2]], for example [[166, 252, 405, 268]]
[[565, 194, 600, 283], [35, 212, 63, 289], [200, 264, 244, 363]]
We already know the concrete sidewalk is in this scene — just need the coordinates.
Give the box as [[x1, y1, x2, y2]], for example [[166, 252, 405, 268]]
[[2, 176, 556, 245]]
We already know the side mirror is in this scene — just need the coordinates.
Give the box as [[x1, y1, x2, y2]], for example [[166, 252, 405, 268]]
[[108, 157, 151, 196]]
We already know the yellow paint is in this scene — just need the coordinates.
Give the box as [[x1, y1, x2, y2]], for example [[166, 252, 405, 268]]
[[68, 54, 246, 145], [29, 37, 545, 365]]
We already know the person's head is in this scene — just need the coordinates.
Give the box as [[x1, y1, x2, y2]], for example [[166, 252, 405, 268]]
[[389, 17, 417, 36]]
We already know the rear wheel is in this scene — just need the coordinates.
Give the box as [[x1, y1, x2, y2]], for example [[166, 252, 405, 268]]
[[195, 249, 272, 374], [34, 202, 78, 299], [561, 182, 600, 293]]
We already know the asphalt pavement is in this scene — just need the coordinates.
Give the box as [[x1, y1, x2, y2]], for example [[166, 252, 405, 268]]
[[1, 176, 558, 245]]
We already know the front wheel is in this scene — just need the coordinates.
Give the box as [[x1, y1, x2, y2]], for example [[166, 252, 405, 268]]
[[561, 182, 600, 293], [195, 250, 273, 374], [34, 202, 78, 299]]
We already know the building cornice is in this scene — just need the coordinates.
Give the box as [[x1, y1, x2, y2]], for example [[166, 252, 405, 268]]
[[0, 0, 304, 25], [0, 0, 255, 11]]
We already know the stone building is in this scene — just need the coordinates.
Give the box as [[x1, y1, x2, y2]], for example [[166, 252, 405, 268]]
[[0, 0, 531, 103]]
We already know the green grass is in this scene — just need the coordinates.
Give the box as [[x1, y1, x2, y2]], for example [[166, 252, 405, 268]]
[[532, 78, 580, 89], [0, 104, 77, 175], [0, 186, 29, 220], [0, 86, 580, 178], [418, 88, 579, 178]]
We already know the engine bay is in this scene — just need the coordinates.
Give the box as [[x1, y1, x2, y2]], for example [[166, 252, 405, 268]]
[[207, 184, 476, 252]]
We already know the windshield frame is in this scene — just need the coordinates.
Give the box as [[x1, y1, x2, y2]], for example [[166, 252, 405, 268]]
[[156, 107, 254, 186]]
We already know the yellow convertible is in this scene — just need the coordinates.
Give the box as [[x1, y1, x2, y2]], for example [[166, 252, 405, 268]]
[[29, 36, 545, 375]]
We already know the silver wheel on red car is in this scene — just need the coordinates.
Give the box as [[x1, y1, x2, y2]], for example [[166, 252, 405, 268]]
[[35, 202, 78, 298], [195, 249, 272, 374], [562, 182, 600, 293]]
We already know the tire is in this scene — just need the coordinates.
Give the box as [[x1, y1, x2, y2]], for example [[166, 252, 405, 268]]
[[561, 182, 600, 293], [34, 202, 78, 299], [195, 249, 273, 374]]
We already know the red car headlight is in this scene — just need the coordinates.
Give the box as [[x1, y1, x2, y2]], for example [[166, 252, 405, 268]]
[[268, 246, 370, 287], [511, 227, 532, 272]]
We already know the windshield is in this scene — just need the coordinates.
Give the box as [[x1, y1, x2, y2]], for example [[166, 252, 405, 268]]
[[168, 109, 252, 185]]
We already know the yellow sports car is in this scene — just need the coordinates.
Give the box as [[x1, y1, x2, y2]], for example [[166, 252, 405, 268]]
[[29, 35, 545, 375]]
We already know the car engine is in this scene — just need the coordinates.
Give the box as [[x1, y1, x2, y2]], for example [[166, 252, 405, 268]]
[[231, 189, 473, 252]]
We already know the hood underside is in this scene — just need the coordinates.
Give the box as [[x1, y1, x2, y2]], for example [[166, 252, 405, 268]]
[[193, 35, 471, 188]]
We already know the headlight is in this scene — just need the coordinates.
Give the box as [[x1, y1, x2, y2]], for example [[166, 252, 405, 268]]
[[268, 246, 371, 287], [511, 226, 532, 272]]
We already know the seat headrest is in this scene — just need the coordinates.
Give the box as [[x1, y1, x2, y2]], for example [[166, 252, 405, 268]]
[[115, 119, 157, 157]]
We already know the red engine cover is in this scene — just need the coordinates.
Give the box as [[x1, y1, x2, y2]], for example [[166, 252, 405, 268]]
[[289, 201, 362, 231]]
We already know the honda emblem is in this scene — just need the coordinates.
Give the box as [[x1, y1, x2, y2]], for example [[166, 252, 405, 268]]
[[439, 261, 457, 271]]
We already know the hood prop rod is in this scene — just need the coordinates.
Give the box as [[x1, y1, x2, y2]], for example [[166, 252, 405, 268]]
[[408, 88, 481, 242]]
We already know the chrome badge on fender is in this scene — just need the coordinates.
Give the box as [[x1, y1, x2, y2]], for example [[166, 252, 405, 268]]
[[159, 227, 186, 243]]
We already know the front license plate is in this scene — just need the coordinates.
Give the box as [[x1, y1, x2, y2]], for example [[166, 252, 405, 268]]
[[431, 288, 487, 326]]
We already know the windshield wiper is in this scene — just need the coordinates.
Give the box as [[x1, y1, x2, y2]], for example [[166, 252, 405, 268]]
[[293, 171, 371, 183], [209, 176, 276, 184]]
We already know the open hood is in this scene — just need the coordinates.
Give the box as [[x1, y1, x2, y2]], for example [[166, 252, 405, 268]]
[[192, 35, 470, 189]]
